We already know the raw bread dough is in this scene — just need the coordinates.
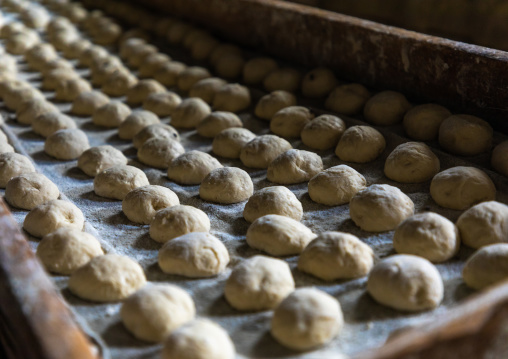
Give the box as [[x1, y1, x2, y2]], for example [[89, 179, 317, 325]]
[[16, 98, 57, 125], [364, 91, 411, 126], [5, 172, 59, 210], [308, 165, 366, 206], [177, 66, 211, 92], [335, 125, 386, 163], [42, 68, 79, 90], [92, 101, 131, 128], [255, 90, 297, 120], [118, 110, 160, 140], [350, 184, 414, 232], [225, 255, 294, 311], [158, 232, 230, 277], [138, 53, 171, 78], [214, 53, 245, 79], [271, 288, 343, 351], [36, 227, 103, 275], [138, 138, 185, 169], [300, 114, 346, 150], [71, 91, 109, 116], [0, 153, 35, 187], [32, 111, 77, 138], [438, 114, 493, 156], [0, 141, 14, 153], [246, 214, 315, 256], [270, 106, 314, 138], [462, 244, 508, 290], [23, 199, 85, 238], [263, 68, 302, 93], [121, 283, 195, 342], [68, 254, 146, 302], [212, 128, 256, 159], [170, 98, 211, 128], [25, 43, 57, 70], [197, 111, 243, 138], [394, 212, 460, 262], [430, 166, 496, 210], [267, 149, 323, 184], [150, 205, 210, 243], [94, 165, 150, 200], [122, 185, 180, 224], [90, 59, 125, 87], [212, 83, 251, 113], [167, 21, 193, 44], [240, 135, 292, 169], [167, 151, 223, 185], [54, 78, 92, 101], [101, 68, 138, 97], [189, 77, 227, 104], [78, 145, 128, 177], [243, 57, 278, 85], [403, 104, 451, 141], [142, 92, 182, 117], [199, 167, 253, 204], [325, 83, 371, 115], [384, 142, 440, 183], [4, 86, 44, 111], [243, 186, 303, 223], [78, 45, 109, 67], [120, 38, 146, 59], [126, 79, 166, 105], [133, 124, 180, 149], [367, 255, 444, 311], [126, 43, 157, 68], [492, 141, 508, 177], [154, 61, 186, 87], [301, 67, 338, 98], [210, 43, 242, 66], [456, 201, 508, 249], [62, 38, 91, 59], [190, 35, 218, 60], [298, 232, 374, 280], [44, 129, 90, 160]]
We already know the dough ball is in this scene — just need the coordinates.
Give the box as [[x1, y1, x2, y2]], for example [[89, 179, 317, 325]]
[[263, 68, 302, 93], [5, 172, 59, 210], [255, 90, 297, 120], [118, 110, 160, 140], [212, 128, 256, 159], [210, 43, 242, 67], [456, 201, 508, 249], [94, 165, 150, 200], [394, 212, 460, 262], [36, 228, 103, 275], [301, 114, 346, 150], [16, 98, 57, 125], [189, 77, 227, 105], [119, 37, 146, 59], [197, 111, 243, 138], [492, 141, 508, 177], [101, 68, 138, 97], [133, 124, 180, 149], [438, 114, 493, 156], [40, 58, 74, 76], [78, 145, 128, 177], [403, 104, 451, 141], [335, 125, 386, 163], [4, 86, 44, 111], [25, 43, 57, 70], [54, 78, 92, 102], [0, 141, 13, 154], [126, 43, 157, 68], [126, 79, 166, 106], [167, 151, 222, 185], [270, 106, 315, 138], [350, 184, 414, 232], [42, 68, 79, 91], [44, 129, 90, 160], [247, 214, 315, 256], [325, 83, 371, 115], [90, 59, 125, 87], [170, 98, 211, 128], [177, 66, 211, 92], [308, 165, 366, 206], [150, 205, 210, 243], [6, 32, 39, 55], [71, 91, 109, 116], [69, 254, 146, 302], [243, 57, 278, 85], [23, 199, 85, 238], [301, 67, 338, 98], [214, 53, 245, 79], [162, 319, 235, 359], [158, 232, 229, 277], [121, 284, 195, 342], [122, 185, 180, 225], [190, 35, 218, 60], [212, 83, 251, 113], [430, 166, 496, 210], [367, 255, 444, 311], [154, 61, 186, 87], [0, 153, 35, 188], [92, 101, 131, 128], [240, 135, 292, 169], [138, 52, 171, 78], [138, 138, 185, 169], [32, 112, 77, 138], [142, 92, 182, 117], [199, 167, 253, 204], [271, 288, 343, 351], [267, 149, 323, 184], [225, 255, 294, 311], [62, 38, 91, 59], [166, 21, 193, 44], [182, 28, 208, 49], [384, 142, 440, 183], [364, 91, 412, 126], [244, 186, 303, 223], [462, 244, 508, 290]]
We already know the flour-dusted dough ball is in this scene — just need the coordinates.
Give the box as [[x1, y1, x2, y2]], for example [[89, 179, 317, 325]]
[[240, 135, 292, 169], [23, 199, 85, 238], [150, 205, 210, 243], [264, 68, 302, 93], [126, 79, 166, 106], [492, 141, 508, 177], [212, 128, 256, 159], [225, 255, 294, 311], [210, 43, 242, 67], [92, 101, 131, 128], [16, 98, 57, 125], [90, 59, 125, 87], [267, 149, 323, 185], [54, 78, 92, 102], [301, 114, 346, 150], [158, 232, 229, 277], [62, 38, 91, 59], [350, 184, 414, 232], [197, 111, 242, 138], [199, 167, 253, 204], [138, 52, 171, 78], [78, 145, 128, 177], [212, 83, 251, 113], [255, 90, 297, 120], [162, 319, 235, 359], [44, 129, 90, 160], [301, 67, 338, 98], [242, 57, 278, 85], [118, 110, 160, 140], [438, 114, 493, 156], [138, 138, 185, 169], [71, 91, 109, 116], [121, 284, 195, 342], [394, 212, 460, 262], [367, 255, 444, 311], [78, 45, 109, 67], [5, 172, 59, 210], [5, 32, 39, 55], [271, 288, 343, 351], [69, 254, 146, 302], [119, 37, 146, 59], [244, 186, 303, 223], [0, 141, 14, 153], [188, 77, 227, 104], [166, 21, 193, 44], [462, 244, 508, 290], [122, 185, 180, 225], [126, 43, 157, 68], [32, 112, 77, 138], [308, 165, 366, 206], [36, 228, 103, 275], [170, 98, 211, 129], [133, 124, 180, 149], [25, 43, 58, 70], [403, 104, 451, 141], [335, 125, 386, 163], [384, 142, 440, 183], [364, 91, 412, 126], [214, 53, 245, 79], [143, 92, 182, 117], [0, 153, 35, 188], [94, 165, 150, 200], [270, 106, 315, 138], [101, 68, 138, 97], [430, 166, 496, 210], [190, 35, 218, 60], [456, 201, 508, 249], [177, 66, 211, 92], [325, 83, 371, 115], [42, 68, 79, 91], [154, 61, 187, 87], [4, 86, 44, 111], [167, 151, 222, 185]]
